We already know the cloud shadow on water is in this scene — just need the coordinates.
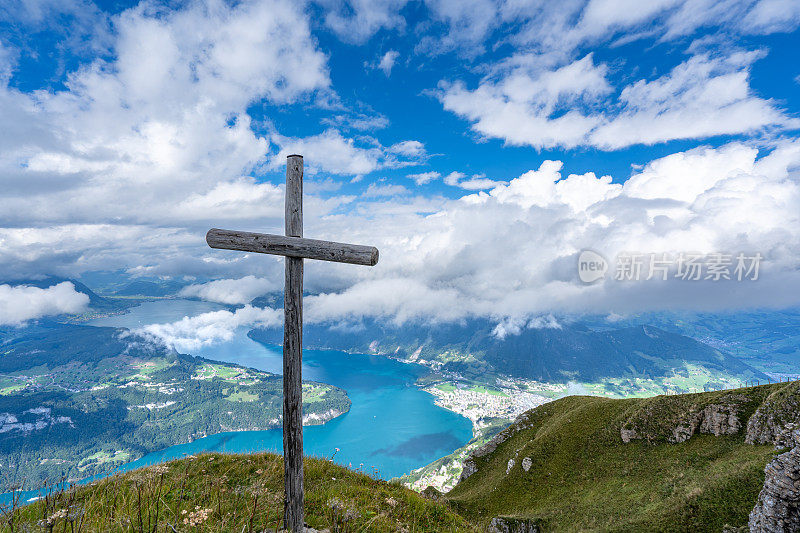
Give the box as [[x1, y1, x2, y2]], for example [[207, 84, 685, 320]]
[[370, 431, 463, 460]]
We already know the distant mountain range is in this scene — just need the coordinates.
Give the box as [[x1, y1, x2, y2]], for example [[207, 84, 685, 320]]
[[251, 319, 767, 385], [582, 309, 800, 375], [481, 322, 762, 382], [112, 279, 185, 297]]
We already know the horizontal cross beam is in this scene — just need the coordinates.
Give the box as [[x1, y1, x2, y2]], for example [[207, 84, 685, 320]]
[[207, 228, 379, 266]]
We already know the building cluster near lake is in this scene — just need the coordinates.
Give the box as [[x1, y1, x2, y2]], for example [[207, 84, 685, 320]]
[[400, 379, 561, 492], [425, 382, 552, 426]]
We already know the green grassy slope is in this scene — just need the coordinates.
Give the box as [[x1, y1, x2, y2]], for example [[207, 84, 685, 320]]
[[446, 386, 785, 532], [5, 453, 476, 532]]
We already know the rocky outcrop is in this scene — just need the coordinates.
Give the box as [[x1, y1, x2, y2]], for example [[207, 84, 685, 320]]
[[460, 457, 479, 481], [506, 458, 515, 474], [670, 403, 742, 442], [420, 486, 443, 501], [746, 383, 800, 445], [618, 383, 800, 447], [700, 403, 743, 435], [749, 430, 800, 532], [487, 516, 540, 533], [615, 384, 800, 531], [620, 428, 639, 443], [459, 411, 538, 483], [620, 394, 748, 444]]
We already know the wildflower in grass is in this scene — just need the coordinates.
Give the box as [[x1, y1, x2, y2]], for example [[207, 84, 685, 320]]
[[327, 498, 344, 511], [130, 472, 148, 484], [183, 506, 213, 526], [47, 508, 68, 523], [249, 481, 270, 496], [327, 498, 360, 522]]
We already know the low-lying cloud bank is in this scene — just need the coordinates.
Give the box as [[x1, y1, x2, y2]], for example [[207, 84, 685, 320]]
[[179, 276, 277, 305], [125, 138, 800, 330], [134, 305, 281, 352], [0, 282, 89, 325], [288, 140, 800, 324]]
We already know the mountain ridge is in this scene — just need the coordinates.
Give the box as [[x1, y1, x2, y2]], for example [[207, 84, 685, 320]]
[[250, 320, 766, 386]]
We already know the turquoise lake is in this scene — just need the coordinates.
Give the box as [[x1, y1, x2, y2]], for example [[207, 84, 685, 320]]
[[79, 299, 472, 481]]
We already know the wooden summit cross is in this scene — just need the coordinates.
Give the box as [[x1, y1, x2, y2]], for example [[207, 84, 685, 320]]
[[206, 155, 379, 532]]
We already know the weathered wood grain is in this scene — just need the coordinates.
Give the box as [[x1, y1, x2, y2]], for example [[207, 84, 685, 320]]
[[283, 155, 304, 533], [206, 229, 379, 266], [286, 155, 303, 240]]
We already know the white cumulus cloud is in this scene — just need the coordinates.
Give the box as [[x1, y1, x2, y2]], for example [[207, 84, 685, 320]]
[[407, 171, 441, 185], [277, 138, 800, 325], [440, 52, 795, 150], [377, 50, 400, 76], [135, 305, 282, 352], [0, 282, 89, 325], [179, 276, 278, 305], [269, 130, 427, 176]]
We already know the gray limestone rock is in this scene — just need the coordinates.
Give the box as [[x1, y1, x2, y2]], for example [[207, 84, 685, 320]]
[[749, 434, 800, 532]]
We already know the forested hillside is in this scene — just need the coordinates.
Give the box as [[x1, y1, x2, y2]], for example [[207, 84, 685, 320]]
[[0, 324, 350, 490]]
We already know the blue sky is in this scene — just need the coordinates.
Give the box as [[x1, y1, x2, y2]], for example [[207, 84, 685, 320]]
[[6, 1, 799, 194], [1, 0, 800, 332]]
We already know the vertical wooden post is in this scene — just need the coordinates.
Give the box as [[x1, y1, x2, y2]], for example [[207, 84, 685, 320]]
[[283, 154, 304, 532], [206, 152, 377, 531]]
